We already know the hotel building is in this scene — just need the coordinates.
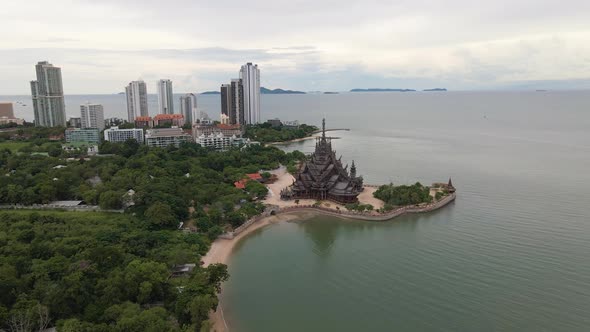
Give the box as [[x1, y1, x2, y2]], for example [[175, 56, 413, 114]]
[[80, 103, 105, 131], [30, 61, 66, 127], [125, 81, 148, 122], [157, 79, 174, 114], [145, 127, 192, 148], [104, 126, 144, 143], [239, 62, 260, 124]]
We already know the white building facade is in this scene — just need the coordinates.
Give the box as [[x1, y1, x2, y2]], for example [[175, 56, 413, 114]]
[[145, 127, 192, 148], [125, 81, 148, 122], [104, 126, 144, 143], [239, 63, 260, 124], [80, 103, 105, 131], [157, 79, 174, 114]]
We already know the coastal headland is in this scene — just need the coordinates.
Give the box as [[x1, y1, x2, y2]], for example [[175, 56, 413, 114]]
[[204, 166, 456, 331]]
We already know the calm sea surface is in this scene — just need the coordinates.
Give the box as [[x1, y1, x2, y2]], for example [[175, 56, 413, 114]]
[[3, 91, 590, 331]]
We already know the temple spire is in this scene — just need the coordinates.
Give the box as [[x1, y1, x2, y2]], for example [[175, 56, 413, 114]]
[[350, 160, 356, 178], [322, 118, 326, 140]]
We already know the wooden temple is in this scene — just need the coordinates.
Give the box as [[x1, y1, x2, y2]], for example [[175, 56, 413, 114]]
[[281, 119, 363, 203]]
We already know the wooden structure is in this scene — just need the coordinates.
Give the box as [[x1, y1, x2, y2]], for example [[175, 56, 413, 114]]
[[281, 119, 363, 203]]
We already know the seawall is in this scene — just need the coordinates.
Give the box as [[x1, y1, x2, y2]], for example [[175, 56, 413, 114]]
[[220, 193, 456, 239]]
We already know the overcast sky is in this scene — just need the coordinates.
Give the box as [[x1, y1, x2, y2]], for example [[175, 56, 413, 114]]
[[1, 0, 590, 94]]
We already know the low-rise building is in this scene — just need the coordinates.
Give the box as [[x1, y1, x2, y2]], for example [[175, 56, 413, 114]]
[[145, 127, 192, 148], [0, 117, 24, 126], [135, 116, 153, 128], [65, 128, 100, 144], [0, 102, 25, 126], [104, 126, 144, 143], [192, 123, 244, 141], [267, 118, 282, 128], [153, 114, 184, 127], [105, 117, 127, 128], [195, 133, 253, 151], [282, 120, 300, 128]]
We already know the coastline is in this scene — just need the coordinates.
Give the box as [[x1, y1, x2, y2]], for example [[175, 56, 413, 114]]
[[203, 211, 316, 332], [204, 167, 456, 331], [266, 135, 317, 145]]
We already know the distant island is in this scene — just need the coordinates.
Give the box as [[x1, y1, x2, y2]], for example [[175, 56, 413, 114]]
[[200, 88, 306, 95], [324, 92, 339, 94], [350, 88, 416, 92], [261, 87, 306, 94], [423, 88, 447, 92]]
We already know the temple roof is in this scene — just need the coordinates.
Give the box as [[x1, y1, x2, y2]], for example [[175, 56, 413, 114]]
[[289, 118, 363, 199]]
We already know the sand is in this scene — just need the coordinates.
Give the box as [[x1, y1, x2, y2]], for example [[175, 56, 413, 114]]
[[204, 210, 313, 332], [205, 167, 385, 331]]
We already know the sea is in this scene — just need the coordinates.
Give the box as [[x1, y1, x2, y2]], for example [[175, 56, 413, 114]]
[[3, 91, 590, 331]]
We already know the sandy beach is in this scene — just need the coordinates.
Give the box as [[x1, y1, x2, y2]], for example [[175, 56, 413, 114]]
[[205, 167, 386, 331], [203, 210, 314, 332]]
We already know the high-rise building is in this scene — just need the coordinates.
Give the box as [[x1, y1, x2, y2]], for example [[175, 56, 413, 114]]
[[220, 84, 231, 122], [30, 61, 66, 127], [239, 63, 261, 124], [80, 103, 105, 131], [230, 79, 244, 125], [179, 93, 197, 125], [157, 79, 174, 114], [125, 81, 148, 122]]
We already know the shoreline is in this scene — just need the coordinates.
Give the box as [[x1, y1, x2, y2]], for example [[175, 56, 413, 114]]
[[203, 211, 316, 332], [204, 194, 456, 331], [265, 128, 350, 146], [266, 135, 317, 145], [204, 167, 456, 331]]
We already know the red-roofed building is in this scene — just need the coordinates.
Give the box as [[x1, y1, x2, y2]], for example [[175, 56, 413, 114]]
[[153, 114, 184, 127], [234, 173, 264, 189], [135, 116, 153, 128], [246, 173, 263, 181], [234, 179, 247, 189]]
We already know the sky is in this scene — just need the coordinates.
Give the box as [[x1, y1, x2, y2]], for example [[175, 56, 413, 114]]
[[1, 0, 590, 94]]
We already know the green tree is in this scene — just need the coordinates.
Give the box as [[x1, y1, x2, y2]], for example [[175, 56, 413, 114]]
[[144, 202, 177, 227], [99, 190, 122, 209]]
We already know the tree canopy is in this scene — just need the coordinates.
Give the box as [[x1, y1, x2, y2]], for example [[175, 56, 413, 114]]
[[373, 182, 433, 209], [244, 123, 318, 143], [0, 210, 225, 331]]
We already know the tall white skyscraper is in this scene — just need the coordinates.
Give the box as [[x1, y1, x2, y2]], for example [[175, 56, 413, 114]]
[[30, 61, 66, 127], [80, 103, 105, 131], [239, 63, 260, 124], [179, 93, 197, 125], [125, 80, 148, 122], [157, 79, 174, 114]]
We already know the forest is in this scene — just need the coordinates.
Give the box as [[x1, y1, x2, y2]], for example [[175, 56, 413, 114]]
[[0, 210, 226, 331], [244, 123, 318, 143], [0, 140, 306, 330]]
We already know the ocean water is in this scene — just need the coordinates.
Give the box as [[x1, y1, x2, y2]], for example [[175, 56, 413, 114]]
[[3, 91, 590, 331]]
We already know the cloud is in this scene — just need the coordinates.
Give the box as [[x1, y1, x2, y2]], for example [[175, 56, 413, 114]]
[[1, 0, 590, 93]]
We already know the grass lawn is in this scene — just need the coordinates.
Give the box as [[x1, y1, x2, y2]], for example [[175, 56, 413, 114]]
[[0, 141, 29, 152]]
